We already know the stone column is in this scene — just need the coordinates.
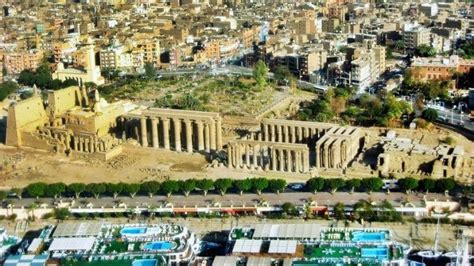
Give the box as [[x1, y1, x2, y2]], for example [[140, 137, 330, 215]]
[[163, 118, 170, 150], [204, 123, 210, 153], [84, 139, 89, 153], [264, 147, 270, 171], [73, 137, 78, 151], [303, 150, 310, 172], [315, 144, 321, 168], [151, 118, 159, 148], [140, 116, 148, 147], [209, 120, 216, 151], [286, 150, 292, 172], [185, 119, 193, 153], [253, 145, 259, 169], [290, 126, 296, 143], [295, 151, 301, 173], [278, 149, 285, 171], [270, 125, 275, 142], [197, 120, 204, 151], [228, 145, 233, 168], [245, 144, 250, 169], [216, 118, 222, 150], [277, 125, 283, 142], [298, 126, 303, 142], [271, 148, 277, 171], [174, 118, 182, 152]]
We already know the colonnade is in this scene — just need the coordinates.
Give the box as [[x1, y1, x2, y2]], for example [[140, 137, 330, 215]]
[[37, 128, 109, 153], [121, 108, 223, 153], [260, 119, 333, 144], [315, 127, 362, 169], [227, 140, 310, 173]]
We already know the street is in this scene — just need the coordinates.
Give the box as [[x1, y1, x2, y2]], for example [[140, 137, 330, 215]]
[[7, 191, 450, 209]]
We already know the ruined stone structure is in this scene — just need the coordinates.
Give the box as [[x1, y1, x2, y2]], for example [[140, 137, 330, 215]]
[[377, 135, 465, 179], [315, 127, 362, 169], [227, 140, 310, 172], [259, 119, 333, 144], [6, 86, 126, 160], [121, 108, 223, 153], [227, 118, 363, 173]]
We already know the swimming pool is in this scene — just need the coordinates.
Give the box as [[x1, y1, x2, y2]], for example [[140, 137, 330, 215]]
[[121, 227, 147, 235], [132, 259, 157, 266], [144, 241, 174, 251], [361, 247, 388, 259], [352, 231, 386, 242]]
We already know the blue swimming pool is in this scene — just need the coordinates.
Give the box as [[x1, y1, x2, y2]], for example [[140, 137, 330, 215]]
[[132, 259, 157, 266], [361, 247, 388, 259], [121, 227, 147, 235], [352, 231, 386, 242], [144, 241, 173, 251]]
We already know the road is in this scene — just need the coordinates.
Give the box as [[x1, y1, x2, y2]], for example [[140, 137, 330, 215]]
[[8, 192, 450, 209]]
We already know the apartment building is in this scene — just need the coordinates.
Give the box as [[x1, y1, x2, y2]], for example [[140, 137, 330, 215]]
[[403, 26, 430, 50], [4, 49, 43, 75], [410, 55, 474, 82]]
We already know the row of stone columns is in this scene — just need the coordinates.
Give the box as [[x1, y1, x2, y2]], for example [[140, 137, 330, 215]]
[[316, 138, 354, 169], [228, 143, 309, 173], [261, 123, 326, 144], [72, 136, 106, 153], [136, 116, 222, 153]]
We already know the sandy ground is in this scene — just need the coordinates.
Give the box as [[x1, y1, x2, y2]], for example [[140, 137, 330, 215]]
[[0, 144, 312, 189], [0, 217, 464, 251]]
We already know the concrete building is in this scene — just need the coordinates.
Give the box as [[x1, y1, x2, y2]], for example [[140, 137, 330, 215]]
[[53, 41, 105, 86], [403, 26, 430, 51], [4, 49, 43, 75], [410, 55, 474, 82]]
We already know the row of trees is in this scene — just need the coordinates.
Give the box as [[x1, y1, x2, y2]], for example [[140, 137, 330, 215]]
[[305, 177, 459, 194], [1, 177, 462, 200], [17, 63, 79, 90], [4, 178, 288, 200]]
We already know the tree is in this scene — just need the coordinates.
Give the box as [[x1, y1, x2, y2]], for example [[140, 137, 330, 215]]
[[415, 44, 436, 57], [196, 179, 214, 196], [0, 81, 19, 101], [435, 178, 456, 193], [345, 179, 361, 193], [214, 178, 233, 196], [353, 199, 375, 222], [273, 66, 294, 85], [251, 177, 269, 195], [144, 62, 157, 80], [378, 200, 401, 222], [161, 180, 179, 197], [122, 183, 140, 198], [306, 177, 325, 194], [140, 181, 161, 197], [106, 183, 124, 198], [67, 183, 85, 199], [397, 177, 419, 193], [253, 60, 268, 89], [268, 179, 287, 194], [333, 202, 346, 220], [54, 208, 71, 220], [419, 178, 435, 193], [86, 183, 106, 199], [234, 179, 252, 195], [326, 178, 345, 193], [25, 182, 47, 199], [421, 108, 438, 122], [45, 183, 66, 198], [179, 179, 196, 197], [0, 191, 8, 202], [361, 178, 383, 193], [281, 202, 297, 216]]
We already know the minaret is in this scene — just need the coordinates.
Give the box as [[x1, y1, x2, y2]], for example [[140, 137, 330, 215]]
[[85, 38, 96, 72]]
